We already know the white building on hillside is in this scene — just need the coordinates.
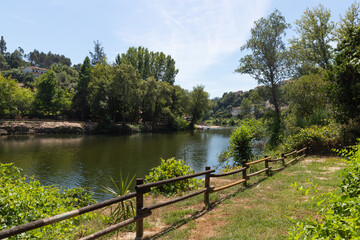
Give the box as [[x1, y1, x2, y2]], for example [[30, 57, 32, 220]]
[[23, 66, 47, 77]]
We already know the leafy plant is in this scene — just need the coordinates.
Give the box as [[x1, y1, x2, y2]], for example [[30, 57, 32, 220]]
[[102, 173, 136, 224], [289, 142, 360, 239], [218, 118, 265, 166], [0, 163, 96, 239], [145, 158, 201, 195]]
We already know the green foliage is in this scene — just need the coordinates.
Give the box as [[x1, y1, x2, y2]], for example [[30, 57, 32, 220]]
[[327, 25, 360, 123], [0, 74, 34, 118], [34, 70, 72, 117], [102, 173, 135, 224], [284, 71, 329, 123], [188, 85, 211, 128], [73, 56, 91, 120], [116, 46, 179, 85], [145, 158, 201, 195], [289, 144, 360, 239], [280, 120, 341, 154], [26, 49, 71, 68], [0, 163, 96, 239], [50, 63, 79, 91], [89, 40, 106, 66], [289, 4, 335, 74], [219, 118, 265, 166]]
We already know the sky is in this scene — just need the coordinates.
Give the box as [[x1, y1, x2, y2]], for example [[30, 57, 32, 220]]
[[0, 0, 357, 98]]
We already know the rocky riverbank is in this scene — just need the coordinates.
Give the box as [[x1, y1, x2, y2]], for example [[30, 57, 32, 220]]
[[0, 120, 98, 135]]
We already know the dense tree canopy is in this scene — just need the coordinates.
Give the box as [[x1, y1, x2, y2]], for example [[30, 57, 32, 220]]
[[327, 26, 360, 123], [26, 50, 71, 68], [115, 46, 179, 85], [290, 4, 335, 75]]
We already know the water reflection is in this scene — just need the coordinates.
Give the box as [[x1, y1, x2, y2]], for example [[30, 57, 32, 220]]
[[0, 129, 232, 201]]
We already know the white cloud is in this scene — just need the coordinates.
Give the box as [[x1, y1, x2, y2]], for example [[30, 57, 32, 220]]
[[114, 0, 271, 93]]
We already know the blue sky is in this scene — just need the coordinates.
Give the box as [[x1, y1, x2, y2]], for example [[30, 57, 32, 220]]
[[0, 0, 356, 98]]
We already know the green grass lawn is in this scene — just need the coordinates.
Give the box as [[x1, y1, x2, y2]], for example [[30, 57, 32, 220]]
[[144, 156, 344, 240]]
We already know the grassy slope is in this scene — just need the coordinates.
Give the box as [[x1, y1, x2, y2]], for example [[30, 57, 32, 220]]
[[134, 156, 344, 240]]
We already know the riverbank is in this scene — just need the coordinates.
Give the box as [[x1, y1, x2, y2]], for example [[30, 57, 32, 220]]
[[0, 120, 98, 135], [0, 120, 228, 136]]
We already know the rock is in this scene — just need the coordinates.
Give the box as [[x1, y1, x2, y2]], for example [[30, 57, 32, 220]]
[[0, 129, 8, 135]]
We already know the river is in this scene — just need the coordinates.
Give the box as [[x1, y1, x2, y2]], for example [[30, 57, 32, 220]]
[[0, 129, 232, 201]]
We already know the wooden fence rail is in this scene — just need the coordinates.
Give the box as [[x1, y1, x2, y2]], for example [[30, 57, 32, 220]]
[[0, 147, 307, 240]]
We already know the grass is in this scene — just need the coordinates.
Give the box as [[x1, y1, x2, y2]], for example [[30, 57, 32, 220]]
[[135, 156, 343, 240], [94, 156, 343, 239], [206, 156, 343, 240]]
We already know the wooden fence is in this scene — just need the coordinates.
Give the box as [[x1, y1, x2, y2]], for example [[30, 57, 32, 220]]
[[0, 147, 307, 240]]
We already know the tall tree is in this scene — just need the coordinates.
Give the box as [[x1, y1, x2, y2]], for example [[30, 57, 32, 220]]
[[6, 47, 27, 69], [335, 1, 360, 41], [73, 56, 91, 120], [188, 85, 210, 129], [115, 46, 179, 85], [327, 26, 360, 123], [34, 70, 70, 116], [110, 63, 142, 123], [236, 9, 290, 145], [290, 4, 335, 75], [89, 40, 106, 66], [0, 36, 6, 55], [26, 50, 71, 68], [87, 59, 112, 124]]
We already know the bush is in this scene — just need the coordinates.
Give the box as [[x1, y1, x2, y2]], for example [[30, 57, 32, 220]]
[[289, 143, 360, 239], [280, 120, 342, 154], [218, 118, 265, 166], [0, 163, 96, 239], [145, 158, 201, 195]]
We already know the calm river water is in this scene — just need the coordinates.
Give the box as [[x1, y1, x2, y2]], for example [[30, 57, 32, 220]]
[[0, 129, 232, 201]]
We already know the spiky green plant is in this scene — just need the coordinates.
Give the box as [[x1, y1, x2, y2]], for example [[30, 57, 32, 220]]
[[102, 173, 136, 224]]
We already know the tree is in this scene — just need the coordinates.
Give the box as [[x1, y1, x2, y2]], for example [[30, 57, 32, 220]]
[[50, 63, 79, 91], [87, 59, 112, 124], [6, 47, 27, 69], [0, 54, 9, 70], [284, 71, 329, 127], [236, 9, 290, 146], [327, 26, 360, 123], [115, 46, 179, 85], [0, 74, 34, 118], [188, 85, 210, 128], [26, 50, 71, 68], [73, 56, 91, 120], [89, 40, 106, 66], [290, 4, 335, 75], [34, 70, 70, 116], [335, 1, 360, 41], [110, 64, 142, 123], [0, 36, 6, 55]]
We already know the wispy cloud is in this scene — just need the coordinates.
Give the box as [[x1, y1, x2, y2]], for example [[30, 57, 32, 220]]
[[12, 15, 36, 25], [114, 0, 271, 91]]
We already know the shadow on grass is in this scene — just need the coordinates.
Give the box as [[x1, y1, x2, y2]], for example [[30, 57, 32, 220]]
[[143, 176, 269, 239]]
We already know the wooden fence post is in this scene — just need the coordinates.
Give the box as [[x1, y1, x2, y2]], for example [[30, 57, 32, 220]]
[[242, 161, 248, 187], [204, 166, 211, 207], [135, 178, 144, 240], [265, 155, 270, 176], [281, 153, 285, 167]]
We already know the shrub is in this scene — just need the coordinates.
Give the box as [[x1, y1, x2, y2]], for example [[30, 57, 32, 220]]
[[0, 163, 96, 239], [145, 158, 201, 195], [218, 118, 265, 166], [280, 120, 342, 154], [289, 143, 360, 239]]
